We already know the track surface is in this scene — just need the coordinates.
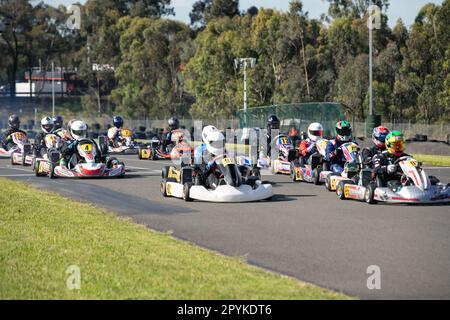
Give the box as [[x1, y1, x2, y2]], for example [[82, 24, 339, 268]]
[[1, 155, 450, 299]]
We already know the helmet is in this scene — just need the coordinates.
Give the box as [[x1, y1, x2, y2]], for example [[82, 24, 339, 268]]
[[335, 120, 352, 142], [267, 115, 280, 131], [52, 115, 64, 130], [168, 117, 180, 130], [307, 122, 324, 142], [385, 130, 405, 156], [70, 120, 88, 141], [8, 114, 20, 130], [202, 125, 224, 156], [113, 116, 124, 129], [372, 126, 390, 149], [41, 117, 54, 134]]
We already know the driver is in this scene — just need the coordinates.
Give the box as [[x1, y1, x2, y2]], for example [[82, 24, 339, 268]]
[[1, 115, 27, 150], [325, 120, 355, 174], [265, 115, 280, 157], [372, 131, 409, 188], [33, 117, 54, 157], [52, 115, 65, 138], [107, 115, 125, 148], [194, 125, 226, 188], [161, 117, 180, 152], [60, 120, 91, 168], [299, 122, 323, 165], [361, 126, 389, 167]]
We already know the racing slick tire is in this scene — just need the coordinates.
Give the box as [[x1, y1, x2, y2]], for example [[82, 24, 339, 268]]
[[162, 166, 170, 180], [10, 151, 18, 166], [337, 180, 354, 200], [313, 168, 322, 185], [161, 179, 168, 197], [151, 148, 158, 161], [183, 182, 193, 202], [364, 183, 377, 204], [290, 161, 298, 182], [49, 163, 57, 179]]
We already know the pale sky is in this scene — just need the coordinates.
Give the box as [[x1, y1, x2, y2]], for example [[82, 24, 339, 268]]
[[43, 0, 445, 27]]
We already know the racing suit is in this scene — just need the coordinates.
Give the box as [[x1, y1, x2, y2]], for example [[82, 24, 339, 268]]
[[33, 131, 52, 157], [325, 138, 356, 174], [372, 150, 410, 188], [299, 138, 318, 165], [361, 146, 384, 168], [59, 139, 101, 168], [194, 144, 224, 188], [0, 128, 27, 150], [107, 127, 123, 148]]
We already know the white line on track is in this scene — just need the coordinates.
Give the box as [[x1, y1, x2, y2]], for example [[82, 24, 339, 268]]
[[0, 166, 33, 172]]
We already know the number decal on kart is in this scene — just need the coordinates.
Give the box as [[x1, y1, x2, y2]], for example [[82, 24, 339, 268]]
[[81, 144, 93, 152], [344, 185, 350, 198], [279, 137, 289, 145], [222, 157, 234, 166], [331, 179, 336, 190], [166, 183, 172, 196]]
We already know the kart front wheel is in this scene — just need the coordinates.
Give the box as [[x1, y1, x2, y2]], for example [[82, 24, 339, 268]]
[[365, 183, 377, 204], [161, 179, 168, 197], [325, 173, 334, 191], [313, 168, 321, 185], [183, 183, 193, 202]]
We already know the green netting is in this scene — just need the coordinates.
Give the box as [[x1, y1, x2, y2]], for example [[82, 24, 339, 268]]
[[237, 103, 347, 135]]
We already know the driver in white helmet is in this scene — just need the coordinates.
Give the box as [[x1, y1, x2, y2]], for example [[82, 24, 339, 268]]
[[299, 123, 324, 165], [33, 117, 54, 157], [193, 125, 226, 187], [59, 120, 91, 168]]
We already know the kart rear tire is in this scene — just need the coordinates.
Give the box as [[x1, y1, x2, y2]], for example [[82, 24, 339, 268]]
[[183, 183, 193, 202], [161, 179, 168, 197], [252, 167, 261, 180], [290, 162, 298, 182], [337, 180, 354, 200], [365, 183, 377, 204], [10, 152, 18, 166], [313, 168, 322, 185]]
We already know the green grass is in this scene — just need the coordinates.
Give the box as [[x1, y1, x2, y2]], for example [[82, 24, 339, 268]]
[[414, 154, 450, 167], [0, 178, 351, 300]]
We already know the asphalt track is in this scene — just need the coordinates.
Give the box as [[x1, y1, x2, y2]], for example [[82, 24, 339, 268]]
[[1, 155, 450, 299]]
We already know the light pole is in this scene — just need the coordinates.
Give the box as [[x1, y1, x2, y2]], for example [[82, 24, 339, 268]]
[[234, 58, 256, 127], [368, 1, 374, 116]]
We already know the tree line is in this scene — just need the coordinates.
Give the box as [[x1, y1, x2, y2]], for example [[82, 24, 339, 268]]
[[0, 0, 449, 123]]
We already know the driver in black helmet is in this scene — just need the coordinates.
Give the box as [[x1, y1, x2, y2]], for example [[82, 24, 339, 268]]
[[52, 115, 64, 138], [161, 117, 180, 152], [1, 115, 27, 150], [266, 115, 280, 157]]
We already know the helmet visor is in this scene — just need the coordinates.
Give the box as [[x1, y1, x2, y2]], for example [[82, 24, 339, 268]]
[[336, 127, 351, 137], [72, 129, 87, 138], [309, 130, 323, 137], [389, 141, 405, 152]]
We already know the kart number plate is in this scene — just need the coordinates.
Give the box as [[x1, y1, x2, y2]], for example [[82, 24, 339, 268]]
[[222, 158, 234, 166], [81, 144, 93, 152], [166, 183, 172, 196], [344, 185, 350, 198], [279, 137, 289, 145]]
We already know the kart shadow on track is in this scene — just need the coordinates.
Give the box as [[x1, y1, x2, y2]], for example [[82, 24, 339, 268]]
[[270, 194, 317, 202]]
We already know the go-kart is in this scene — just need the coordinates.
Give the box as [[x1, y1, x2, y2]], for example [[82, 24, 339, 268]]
[[161, 155, 273, 202], [138, 129, 190, 161], [30, 133, 62, 171], [0, 132, 33, 166], [290, 139, 328, 185], [336, 156, 450, 204], [258, 135, 297, 175], [35, 138, 125, 179], [320, 142, 360, 191], [99, 128, 141, 154]]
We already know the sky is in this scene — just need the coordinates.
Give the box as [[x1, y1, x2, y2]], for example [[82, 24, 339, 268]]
[[44, 0, 444, 28]]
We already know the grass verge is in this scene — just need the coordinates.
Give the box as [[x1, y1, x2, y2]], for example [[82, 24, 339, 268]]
[[414, 154, 450, 167], [0, 178, 351, 300]]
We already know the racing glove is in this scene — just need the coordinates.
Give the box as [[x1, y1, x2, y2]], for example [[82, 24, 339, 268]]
[[387, 164, 397, 174]]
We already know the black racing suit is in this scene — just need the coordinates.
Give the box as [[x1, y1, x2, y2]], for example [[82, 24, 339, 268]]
[[0, 128, 27, 150], [372, 150, 410, 188], [33, 132, 52, 157], [361, 146, 385, 168]]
